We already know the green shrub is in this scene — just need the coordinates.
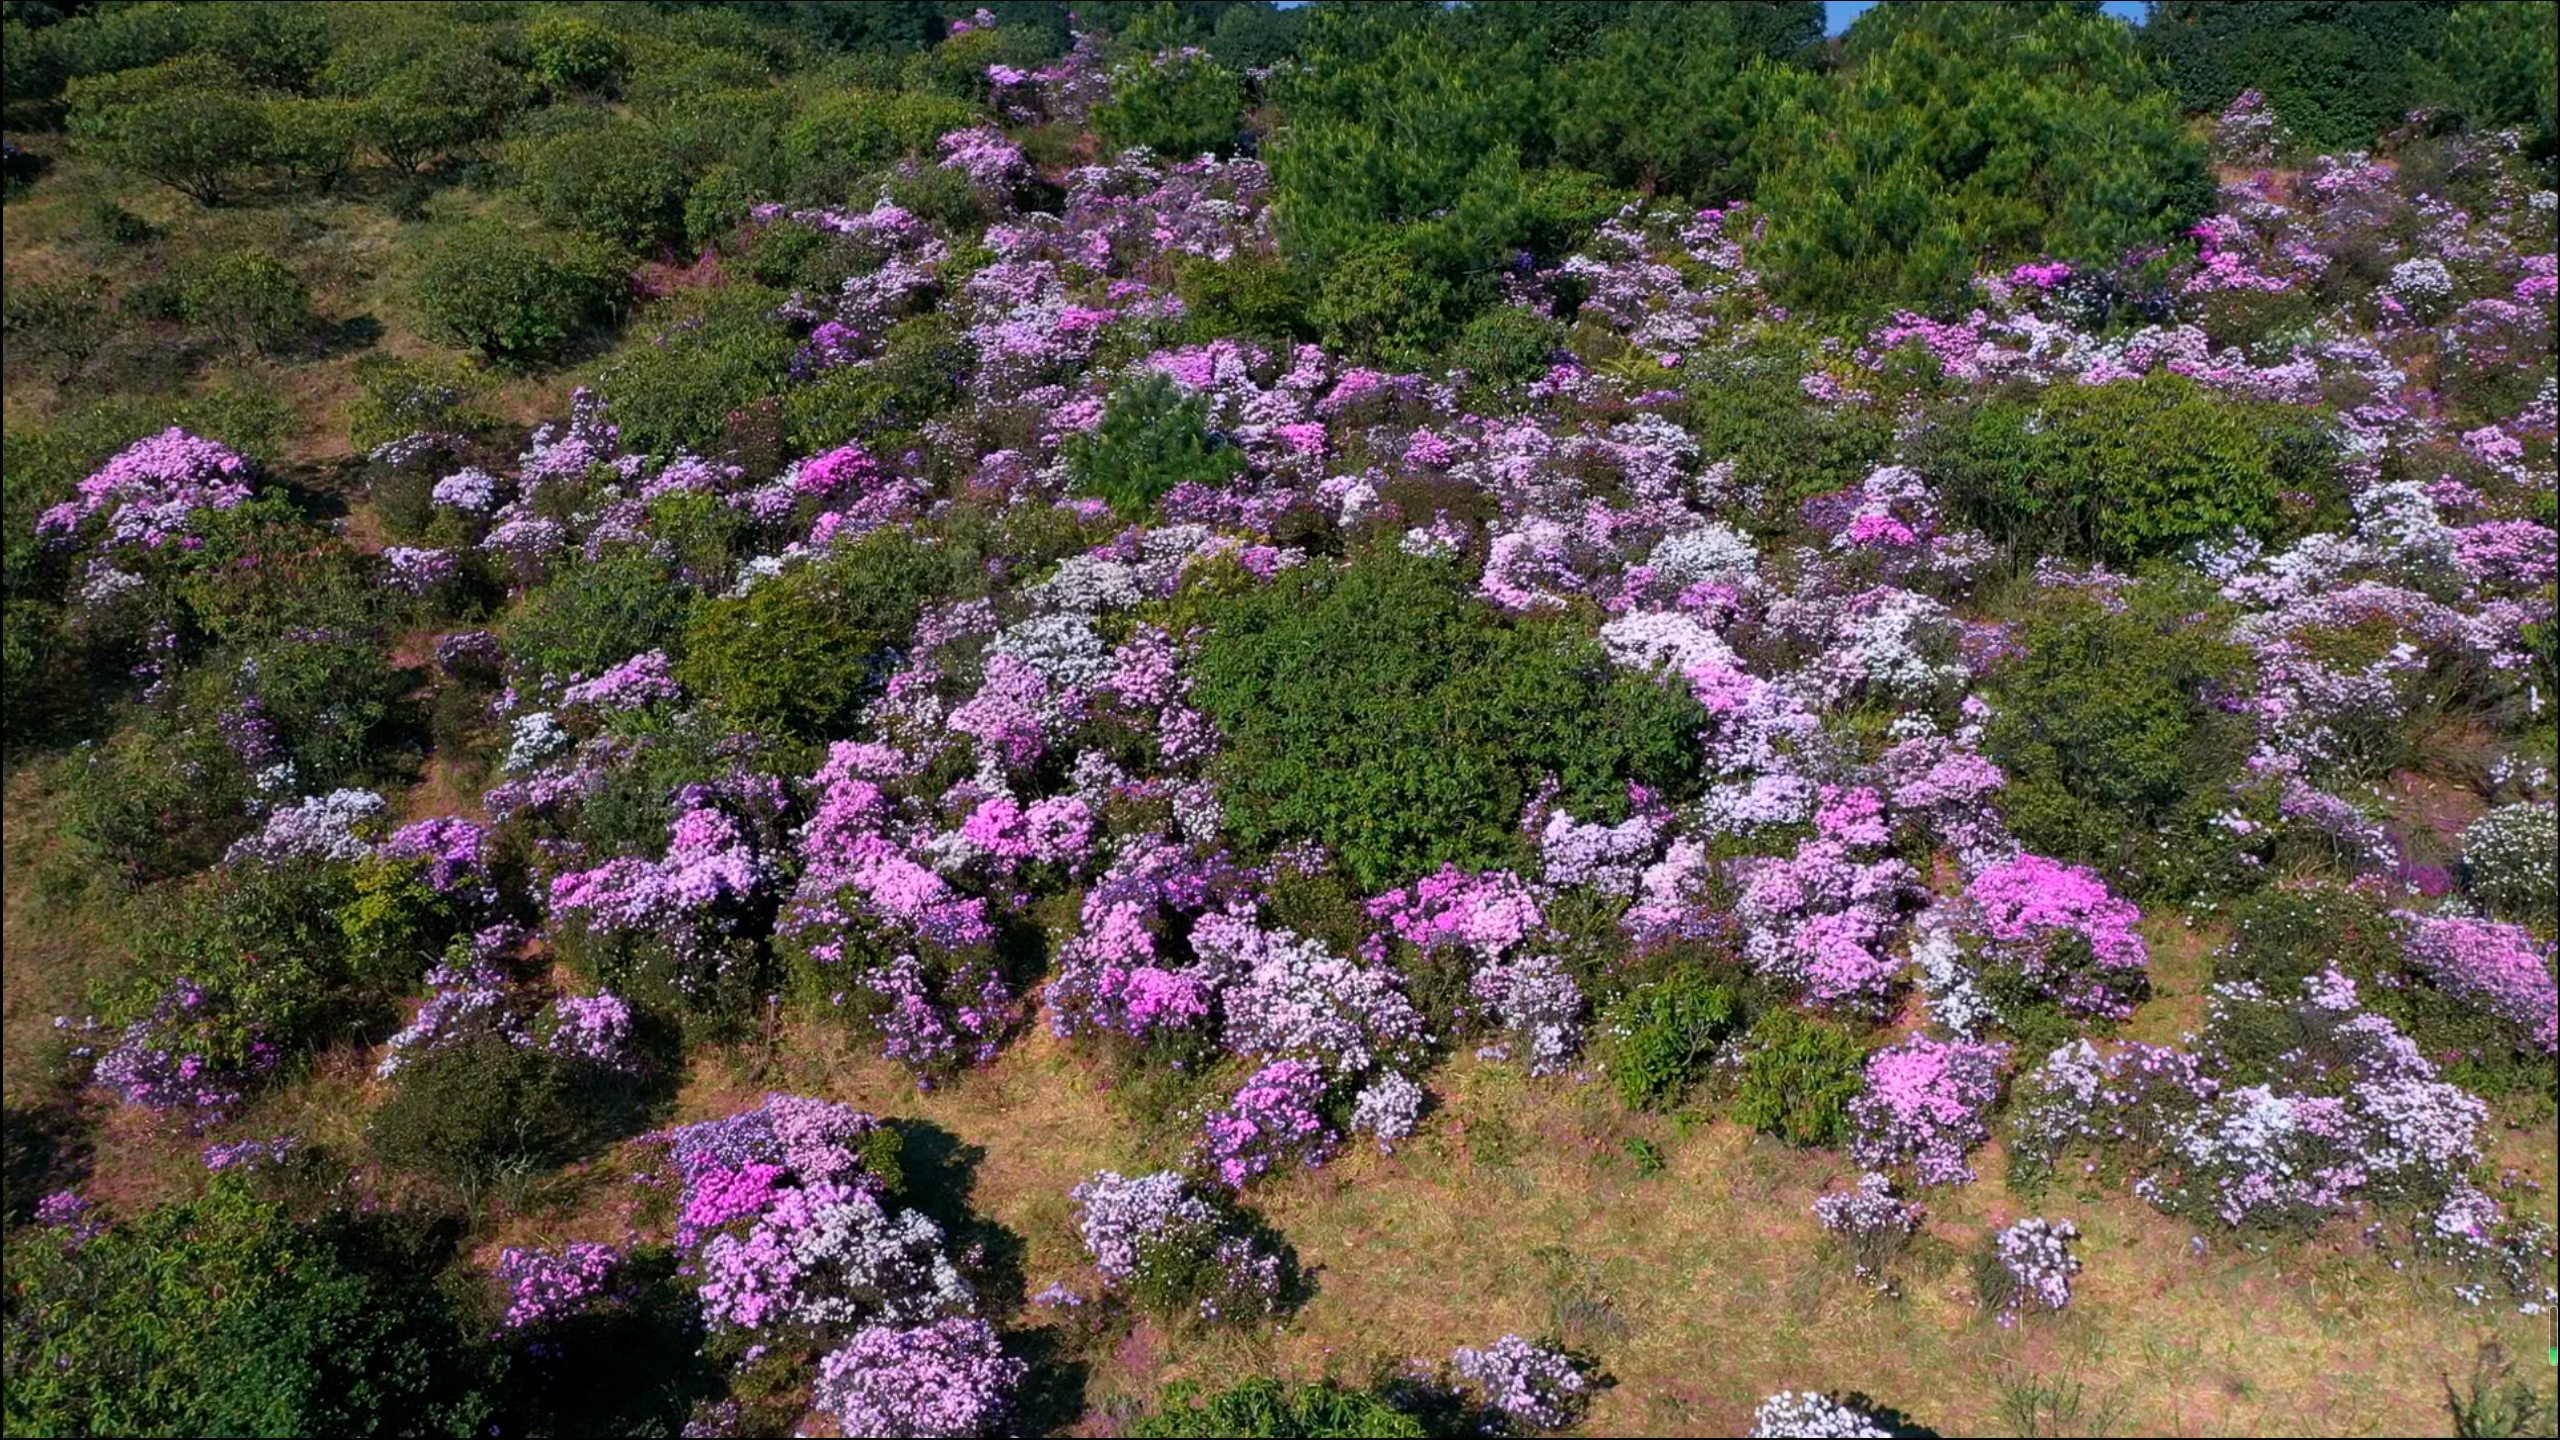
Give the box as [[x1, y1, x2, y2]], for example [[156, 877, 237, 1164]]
[[1760, 3, 2212, 315], [1, 273, 112, 384], [69, 70, 271, 205], [1063, 371, 1247, 519], [1732, 1009, 1865, 1146], [1448, 306, 1568, 405], [1599, 967, 1740, 1113], [348, 353, 498, 453], [58, 727, 254, 886], [1684, 346, 1899, 511], [178, 250, 316, 354], [338, 855, 460, 990], [1131, 1377, 1430, 1439], [0, 1176, 495, 1438], [1927, 373, 2332, 565], [2211, 884, 2405, 990], [411, 222, 626, 364], [109, 856, 372, 1068], [526, 15, 630, 96], [593, 284, 801, 456], [1173, 251, 1316, 347], [80, 197, 155, 247], [780, 88, 980, 198], [1555, 7, 1811, 199], [679, 528, 974, 743], [370, 1036, 584, 1199], [1309, 239, 1459, 367], [1191, 547, 1707, 891], [1095, 48, 1246, 158], [502, 554, 696, 690], [513, 118, 689, 251], [2424, 1, 2559, 162], [1982, 579, 2258, 897], [262, 97, 361, 195]]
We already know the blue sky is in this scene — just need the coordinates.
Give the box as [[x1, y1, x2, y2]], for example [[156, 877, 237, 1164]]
[[1826, 1, 2146, 33]]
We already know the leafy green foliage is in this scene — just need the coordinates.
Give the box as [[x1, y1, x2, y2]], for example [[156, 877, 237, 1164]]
[[1683, 344, 1900, 510], [1732, 1009, 1866, 1146], [1131, 1376, 1430, 1438], [348, 353, 497, 453], [1191, 548, 1706, 890], [525, 14, 630, 97], [2143, 2, 2456, 153], [1447, 306, 1567, 406], [1095, 48, 1247, 157], [503, 554, 697, 690], [594, 284, 804, 457], [1927, 373, 2333, 563], [370, 1036, 585, 1198], [261, 97, 362, 195], [1982, 579, 2258, 897], [410, 222, 626, 365], [0, 1176, 495, 1438], [1599, 966, 1740, 1112], [1759, 2, 2212, 315], [1555, 4, 1814, 199], [780, 88, 981, 198], [2424, 1, 2560, 161], [679, 527, 976, 744], [69, 68, 271, 205], [512, 118, 689, 251], [177, 249, 316, 354], [1064, 371, 1246, 518]]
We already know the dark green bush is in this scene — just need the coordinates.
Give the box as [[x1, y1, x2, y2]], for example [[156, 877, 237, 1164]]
[[178, 250, 316, 354], [1732, 1009, 1865, 1146], [1132, 1377, 1429, 1439], [513, 118, 689, 251], [593, 284, 801, 456], [2142, 2, 2455, 153], [411, 222, 627, 365], [1064, 371, 1246, 519], [370, 1036, 585, 1198], [502, 554, 696, 689], [525, 14, 630, 97], [779, 88, 980, 198], [1760, 3, 2212, 315], [69, 71, 270, 205], [1684, 347, 1899, 511], [1927, 373, 2334, 565], [0, 1176, 495, 1438], [1599, 966, 1741, 1112], [348, 353, 498, 453], [1982, 580, 2258, 898], [1, 273, 112, 384], [1094, 48, 1247, 158], [1191, 547, 1707, 890], [1448, 306, 1568, 405], [679, 527, 974, 743], [262, 96, 361, 195]]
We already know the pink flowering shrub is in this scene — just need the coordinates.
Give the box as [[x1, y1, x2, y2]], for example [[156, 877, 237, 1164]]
[[1848, 1035, 2010, 1187], [493, 1241, 628, 1332], [1950, 853, 2151, 1024], [34, 428, 254, 555]]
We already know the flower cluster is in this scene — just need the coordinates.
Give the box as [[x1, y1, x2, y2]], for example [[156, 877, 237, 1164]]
[[813, 1317, 1026, 1438], [1750, 1391, 1896, 1439], [1848, 1036, 2009, 1187], [1448, 1335, 1592, 1433], [493, 1242, 628, 1332], [1201, 1059, 1337, 1190], [1986, 1217, 2081, 1327]]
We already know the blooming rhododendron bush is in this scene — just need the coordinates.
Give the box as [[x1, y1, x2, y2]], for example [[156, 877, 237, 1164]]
[[7, 2, 2559, 1434]]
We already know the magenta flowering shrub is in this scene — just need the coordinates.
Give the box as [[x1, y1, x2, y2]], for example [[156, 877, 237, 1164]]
[[813, 1317, 1025, 1438], [1735, 787, 1920, 1015], [544, 992, 638, 1071], [550, 803, 772, 999], [1045, 834, 1263, 1048], [1363, 867, 1543, 960], [382, 816, 494, 897], [67, 980, 277, 1125], [1200, 1059, 1336, 1190], [1448, 1335, 1593, 1434], [33, 428, 255, 556], [1848, 1036, 2010, 1187], [2398, 914, 2558, 1056], [494, 1241, 628, 1332], [1948, 853, 2151, 1023]]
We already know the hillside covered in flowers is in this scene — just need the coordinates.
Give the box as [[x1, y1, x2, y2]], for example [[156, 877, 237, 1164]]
[[2, 3, 2556, 1437]]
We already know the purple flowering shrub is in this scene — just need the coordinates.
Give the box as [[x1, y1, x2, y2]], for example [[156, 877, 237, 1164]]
[[813, 1317, 1026, 1438], [1932, 853, 2152, 1031], [2398, 914, 2558, 1057], [494, 1241, 630, 1332], [1200, 1059, 1338, 1190], [1812, 1172, 1927, 1288], [1447, 1335, 1594, 1434], [1070, 1169, 1291, 1323], [1973, 1217, 2080, 1328]]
